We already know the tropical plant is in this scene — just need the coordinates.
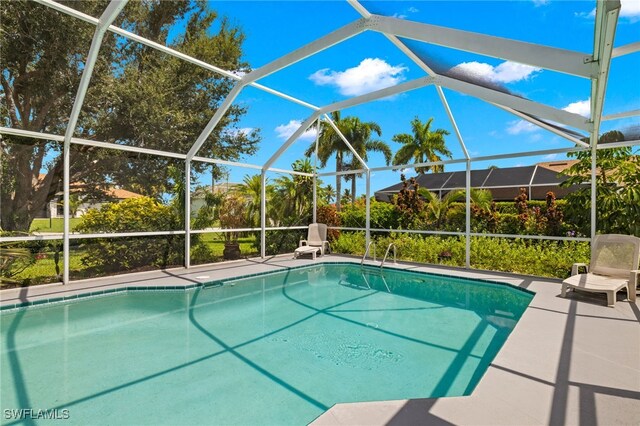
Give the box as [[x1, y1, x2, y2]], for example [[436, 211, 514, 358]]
[[218, 193, 247, 244], [392, 117, 452, 173], [562, 130, 640, 236], [239, 174, 270, 228], [419, 189, 464, 229]]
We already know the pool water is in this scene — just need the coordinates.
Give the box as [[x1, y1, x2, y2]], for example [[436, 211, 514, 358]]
[[1, 264, 532, 425]]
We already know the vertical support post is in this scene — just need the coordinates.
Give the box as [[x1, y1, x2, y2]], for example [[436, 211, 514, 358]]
[[465, 160, 471, 269], [184, 160, 191, 268], [61, 0, 128, 284], [590, 138, 597, 247], [365, 170, 371, 249], [313, 119, 320, 223], [260, 170, 267, 258]]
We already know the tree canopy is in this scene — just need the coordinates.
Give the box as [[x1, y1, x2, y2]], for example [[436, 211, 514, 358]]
[[1, 0, 259, 231]]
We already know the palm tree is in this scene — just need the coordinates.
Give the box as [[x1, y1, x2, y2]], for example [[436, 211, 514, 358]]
[[392, 117, 452, 174], [342, 117, 392, 203], [272, 159, 315, 224], [418, 187, 494, 229], [238, 174, 269, 228], [323, 184, 336, 204], [305, 111, 349, 211]]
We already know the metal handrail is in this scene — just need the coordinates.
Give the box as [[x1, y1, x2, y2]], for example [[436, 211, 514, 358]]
[[360, 241, 376, 265], [380, 243, 397, 268]]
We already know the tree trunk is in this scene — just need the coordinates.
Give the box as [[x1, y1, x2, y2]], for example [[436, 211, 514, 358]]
[[351, 174, 357, 204], [335, 153, 342, 212]]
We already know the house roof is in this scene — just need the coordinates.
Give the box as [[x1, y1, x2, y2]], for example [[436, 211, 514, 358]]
[[374, 162, 583, 202], [38, 174, 142, 200]]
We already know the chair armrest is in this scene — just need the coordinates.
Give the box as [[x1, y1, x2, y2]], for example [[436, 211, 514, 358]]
[[628, 270, 639, 302], [323, 241, 331, 254], [571, 263, 589, 276], [299, 239, 308, 247]]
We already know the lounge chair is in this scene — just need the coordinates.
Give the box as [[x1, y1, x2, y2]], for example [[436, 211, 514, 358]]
[[294, 223, 330, 260], [561, 234, 640, 307]]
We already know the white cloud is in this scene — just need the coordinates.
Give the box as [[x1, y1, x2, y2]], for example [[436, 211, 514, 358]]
[[543, 153, 559, 160], [621, 0, 640, 19], [275, 120, 318, 141], [309, 58, 408, 96], [506, 120, 540, 135], [450, 61, 541, 84], [579, 0, 640, 21], [562, 99, 590, 118], [533, 0, 550, 6], [392, 6, 418, 19]]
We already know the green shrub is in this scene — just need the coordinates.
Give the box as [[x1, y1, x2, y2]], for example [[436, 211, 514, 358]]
[[75, 197, 186, 272], [332, 232, 589, 279]]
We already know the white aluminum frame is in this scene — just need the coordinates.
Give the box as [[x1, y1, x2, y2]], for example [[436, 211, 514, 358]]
[[2, 0, 636, 285]]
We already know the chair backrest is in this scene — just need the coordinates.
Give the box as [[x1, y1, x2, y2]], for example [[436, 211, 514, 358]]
[[307, 223, 327, 246], [591, 234, 640, 278]]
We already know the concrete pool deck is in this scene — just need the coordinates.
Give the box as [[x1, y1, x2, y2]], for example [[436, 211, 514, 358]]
[[1, 254, 639, 425]]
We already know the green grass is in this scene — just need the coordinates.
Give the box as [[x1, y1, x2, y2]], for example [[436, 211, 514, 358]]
[[29, 218, 82, 233], [7, 235, 259, 286], [194, 235, 258, 259]]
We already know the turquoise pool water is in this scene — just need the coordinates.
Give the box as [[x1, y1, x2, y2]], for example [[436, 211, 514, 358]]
[[1, 264, 532, 425]]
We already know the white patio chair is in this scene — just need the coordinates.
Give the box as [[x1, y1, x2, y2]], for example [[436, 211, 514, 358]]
[[561, 234, 640, 307], [294, 223, 330, 259]]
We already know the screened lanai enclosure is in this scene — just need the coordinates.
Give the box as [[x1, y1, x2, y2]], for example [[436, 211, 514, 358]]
[[1, 0, 639, 286]]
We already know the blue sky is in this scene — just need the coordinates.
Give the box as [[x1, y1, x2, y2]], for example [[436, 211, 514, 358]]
[[188, 0, 639, 195]]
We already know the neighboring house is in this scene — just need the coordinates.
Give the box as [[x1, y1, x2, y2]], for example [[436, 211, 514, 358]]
[[190, 182, 241, 217], [374, 160, 585, 202], [45, 187, 144, 218], [33, 174, 144, 218]]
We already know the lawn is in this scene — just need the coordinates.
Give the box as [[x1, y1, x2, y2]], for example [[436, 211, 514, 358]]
[[7, 235, 259, 286], [30, 218, 82, 233]]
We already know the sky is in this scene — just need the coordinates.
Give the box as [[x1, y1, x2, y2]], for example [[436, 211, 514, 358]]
[[183, 0, 639, 196]]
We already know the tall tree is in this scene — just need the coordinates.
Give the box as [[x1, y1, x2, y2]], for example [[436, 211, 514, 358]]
[[305, 111, 349, 211], [342, 117, 392, 203], [1, 0, 259, 232], [392, 117, 452, 174]]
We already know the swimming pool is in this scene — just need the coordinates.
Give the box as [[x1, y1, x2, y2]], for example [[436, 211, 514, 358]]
[[1, 263, 533, 425]]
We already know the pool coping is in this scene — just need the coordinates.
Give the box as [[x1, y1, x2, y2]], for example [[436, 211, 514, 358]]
[[1, 254, 638, 425]]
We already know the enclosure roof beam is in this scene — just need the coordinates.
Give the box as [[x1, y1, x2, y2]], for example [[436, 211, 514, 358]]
[[322, 114, 369, 170], [612, 41, 640, 57], [63, 0, 128, 144], [243, 19, 367, 83], [434, 75, 592, 132], [263, 113, 322, 171], [33, 0, 320, 112], [590, 0, 621, 146], [322, 77, 435, 114], [602, 109, 640, 121], [490, 104, 590, 147], [186, 83, 245, 160], [369, 14, 596, 79]]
